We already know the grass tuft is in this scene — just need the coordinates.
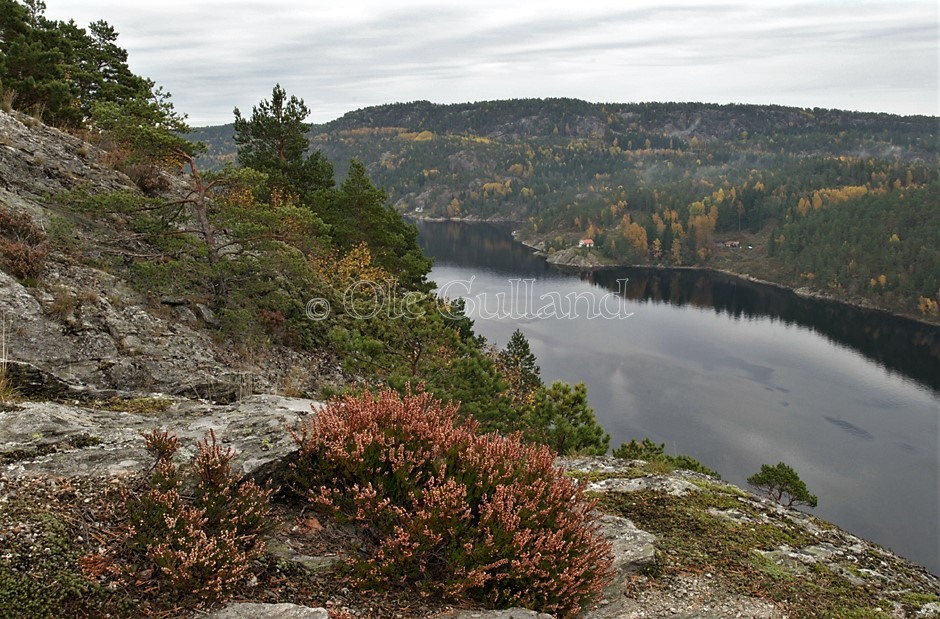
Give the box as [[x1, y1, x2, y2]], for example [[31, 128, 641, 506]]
[[0, 88, 15, 112], [0, 316, 18, 403]]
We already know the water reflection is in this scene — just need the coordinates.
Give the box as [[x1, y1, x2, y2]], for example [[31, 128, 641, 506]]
[[590, 268, 940, 393], [417, 218, 940, 392], [418, 220, 552, 275], [416, 219, 940, 574]]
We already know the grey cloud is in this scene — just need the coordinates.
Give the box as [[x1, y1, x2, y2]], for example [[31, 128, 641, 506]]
[[47, 0, 937, 124]]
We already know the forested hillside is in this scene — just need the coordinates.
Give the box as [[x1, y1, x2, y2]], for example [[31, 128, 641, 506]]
[[192, 99, 940, 320]]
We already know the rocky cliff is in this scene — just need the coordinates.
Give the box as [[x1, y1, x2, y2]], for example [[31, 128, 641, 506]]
[[1, 109, 938, 618], [0, 109, 337, 401]]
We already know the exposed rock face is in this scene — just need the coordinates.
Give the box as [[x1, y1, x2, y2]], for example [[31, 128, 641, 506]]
[[208, 603, 330, 619], [0, 108, 242, 396], [0, 394, 319, 479], [485, 114, 605, 141], [1, 267, 252, 400], [0, 109, 138, 215], [447, 149, 484, 173], [2, 360, 76, 399]]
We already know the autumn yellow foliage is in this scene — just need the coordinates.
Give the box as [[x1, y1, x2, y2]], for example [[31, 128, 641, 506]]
[[312, 243, 391, 286], [917, 295, 939, 317], [482, 181, 510, 198], [398, 130, 434, 141], [797, 186, 869, 216], [623, 221, 648, 257]]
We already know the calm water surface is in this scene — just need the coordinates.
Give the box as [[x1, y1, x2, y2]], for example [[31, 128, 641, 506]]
[[416, 220, 940, 574]]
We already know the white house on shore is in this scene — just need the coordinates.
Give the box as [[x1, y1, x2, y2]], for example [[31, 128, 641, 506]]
[[578, 238, 595, 248]]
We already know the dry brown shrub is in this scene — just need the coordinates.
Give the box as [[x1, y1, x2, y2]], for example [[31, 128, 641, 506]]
[[0, 205, 49, 282]]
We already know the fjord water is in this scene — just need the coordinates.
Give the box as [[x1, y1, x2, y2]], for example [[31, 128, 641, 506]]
[[416, 220, 940, 574]]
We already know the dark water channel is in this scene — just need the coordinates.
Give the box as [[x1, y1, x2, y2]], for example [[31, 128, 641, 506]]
[[416, 219, 940, 574]]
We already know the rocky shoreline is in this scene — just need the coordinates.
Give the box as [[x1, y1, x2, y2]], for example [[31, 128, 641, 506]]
[[507, 229, 940, 329], [405, 213, 521, 224]]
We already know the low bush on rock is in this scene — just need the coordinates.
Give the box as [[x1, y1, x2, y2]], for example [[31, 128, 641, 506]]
[[290, 387, 614, 617], [118, 429, 274, 602], [613, 437, 720, 478]]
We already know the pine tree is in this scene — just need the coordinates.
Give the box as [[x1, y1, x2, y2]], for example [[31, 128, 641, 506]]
[[524, 382, 610, 456], [747, 462, 817, 508], [497, 329, 542, 408], [330, 160, 431, 287], [232, 84, 334, 194]]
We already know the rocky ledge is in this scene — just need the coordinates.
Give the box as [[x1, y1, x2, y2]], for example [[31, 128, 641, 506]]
[[1, 387, 937, 618]]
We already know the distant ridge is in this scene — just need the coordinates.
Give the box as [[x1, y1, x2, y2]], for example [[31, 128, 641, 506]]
[[190, 98, 939, 322]]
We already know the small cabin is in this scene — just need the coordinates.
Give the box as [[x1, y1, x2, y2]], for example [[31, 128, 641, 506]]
[[578, 238, 595, 248]]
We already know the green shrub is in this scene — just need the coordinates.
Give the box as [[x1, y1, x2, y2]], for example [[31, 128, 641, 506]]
[[613, 437, 666, 460], [46, 215, 77, 251], [122, 429, 274, 602], [524, 381, 610, 455], [613, 438, 720, 478], [290, 387, 614, 617]]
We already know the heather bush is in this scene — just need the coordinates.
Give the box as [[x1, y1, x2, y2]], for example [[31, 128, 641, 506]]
[[291, 387, 614, 617], [124, 429, 274, 602]]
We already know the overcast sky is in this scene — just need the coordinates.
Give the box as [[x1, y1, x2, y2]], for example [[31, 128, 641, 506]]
[[45, 0, 938, 126]]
